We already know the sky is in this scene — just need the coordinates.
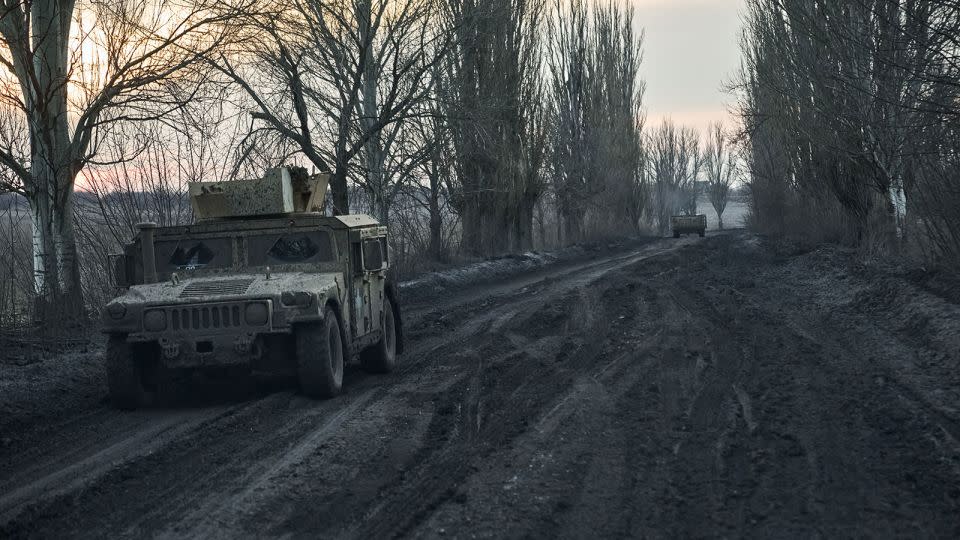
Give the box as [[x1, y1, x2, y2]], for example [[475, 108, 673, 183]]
[[631, 0, 746, 134]]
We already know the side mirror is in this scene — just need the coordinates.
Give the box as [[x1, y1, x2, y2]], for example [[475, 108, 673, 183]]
[[361, 239, 385, 272], [109, 253, 130, 288]]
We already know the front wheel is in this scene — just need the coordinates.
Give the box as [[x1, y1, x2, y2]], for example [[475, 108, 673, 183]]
[[699, 230, 705, 237], [105, 335, 147, 410], [296, 307, 345, 399], [361, 296, 398, 373]]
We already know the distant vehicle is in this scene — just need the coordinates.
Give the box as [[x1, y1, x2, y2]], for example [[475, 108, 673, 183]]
[[101, 167, 403, 409], [671, 214, 707, 238]]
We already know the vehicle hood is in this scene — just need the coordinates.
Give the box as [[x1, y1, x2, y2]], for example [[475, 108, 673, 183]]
[[115, 272, 342, 306]]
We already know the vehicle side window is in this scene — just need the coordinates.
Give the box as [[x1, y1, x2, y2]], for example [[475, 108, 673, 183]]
[[362, 239, 385, 272]]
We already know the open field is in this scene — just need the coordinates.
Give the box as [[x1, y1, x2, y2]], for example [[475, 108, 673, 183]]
[[697, 195, 749, 232]]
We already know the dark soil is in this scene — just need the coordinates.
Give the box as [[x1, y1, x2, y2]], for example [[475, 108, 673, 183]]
[[1, 231, 958, 538]]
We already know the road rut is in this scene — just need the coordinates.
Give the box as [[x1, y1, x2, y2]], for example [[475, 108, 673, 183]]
[[2, 232, 958, 538]]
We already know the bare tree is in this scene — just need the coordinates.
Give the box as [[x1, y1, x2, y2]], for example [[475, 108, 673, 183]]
[[422, 99, 452, 260], [547, 0, 589, 244], [736, 0, 960, 263], [442, 0, 547, 255], [704, 121, 736, 229], [649, 120, 701, 236], [406, 72, 455, 261], [547, 0, 645, 243], [0, 0, 246, 321], [217, 0, 449, 217], [587, 2, 645, 236], [0, 198, 32, 328]]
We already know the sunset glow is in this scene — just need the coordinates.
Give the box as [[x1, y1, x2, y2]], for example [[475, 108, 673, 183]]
[[632, 0, 745, 133]]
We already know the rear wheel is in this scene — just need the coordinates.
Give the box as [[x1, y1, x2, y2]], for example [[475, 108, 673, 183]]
[[296, 307, 344, 398], [673, 231, 680, 238], [361, 297, 398, 373], [699, 229, 705, 237], [105, 335, 147, 410]]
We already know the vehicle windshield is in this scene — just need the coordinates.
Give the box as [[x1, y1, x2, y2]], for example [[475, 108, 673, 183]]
[[155, 237, 234, 274], [247, 231, 334, 266]]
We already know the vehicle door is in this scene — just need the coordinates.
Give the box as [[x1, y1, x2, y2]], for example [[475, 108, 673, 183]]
[[359, 232, 387, 337], [350, 227, 387, 337]]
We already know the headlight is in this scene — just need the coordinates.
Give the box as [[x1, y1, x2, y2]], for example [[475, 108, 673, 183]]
[[106, 302, 127, 320], [281, 291, 314, 307], [245, 302, 269, 326], [143, 309, 167, 332]]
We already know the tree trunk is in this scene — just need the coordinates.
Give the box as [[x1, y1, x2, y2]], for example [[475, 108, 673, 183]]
[[331, 161, 350, 215], [53, 186, 83, 319], [358, 0, 387, 224], [536, 202, 546, 250], [515, 197, 535, 252], [461, 194, 482, 256], [428, 176, 443, 260], [556, 203, 563, 248], [881, 188, 901, 253], [373, 192, 389, 226], [563, 207, 582, 246], [482, 205, 509, 255], [22, 0, 85, 324], [29, 186, 59, 316], [28, 165, 83, 324]]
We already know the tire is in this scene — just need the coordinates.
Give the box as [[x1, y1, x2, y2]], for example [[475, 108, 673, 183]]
[[673, 231, 680, 238], [361, 296, 399, 374], [699, 230, 705, 237], [296, 307, 344, 398], [106, 334, 146, 410]]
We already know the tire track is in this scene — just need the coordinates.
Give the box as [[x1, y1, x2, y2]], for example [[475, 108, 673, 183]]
[[2, 237, 697, 538], [353, 248, 681, 538], [162, 389, 377, 538], [0, 405, 247, 525]]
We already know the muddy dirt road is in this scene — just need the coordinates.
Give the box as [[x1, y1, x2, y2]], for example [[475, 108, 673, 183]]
[[2, 231, 959, 538]]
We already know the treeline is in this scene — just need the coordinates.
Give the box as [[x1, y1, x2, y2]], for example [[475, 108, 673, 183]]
[[736, 0, 960, 264], [0, 0, 740, 326]]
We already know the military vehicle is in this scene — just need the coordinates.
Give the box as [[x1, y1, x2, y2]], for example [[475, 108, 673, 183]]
[[102, 167, 403, 409], [671, 214, 707, 238]]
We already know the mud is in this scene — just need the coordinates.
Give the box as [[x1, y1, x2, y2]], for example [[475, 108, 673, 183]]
[[1, 231, 958, 538]]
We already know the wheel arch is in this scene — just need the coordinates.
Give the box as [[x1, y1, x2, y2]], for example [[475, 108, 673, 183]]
[[321, 295, 350, 358]]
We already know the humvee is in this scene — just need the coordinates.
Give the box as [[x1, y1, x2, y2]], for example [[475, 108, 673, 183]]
[[102, 167, 403, 409]]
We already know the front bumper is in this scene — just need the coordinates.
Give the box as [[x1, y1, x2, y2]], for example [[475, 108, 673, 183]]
[[128, 299, 282, 368], [154, 332, 262, 368]]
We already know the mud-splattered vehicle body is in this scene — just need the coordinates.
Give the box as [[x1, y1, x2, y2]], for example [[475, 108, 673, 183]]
[[101, 169, 402, 409]]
